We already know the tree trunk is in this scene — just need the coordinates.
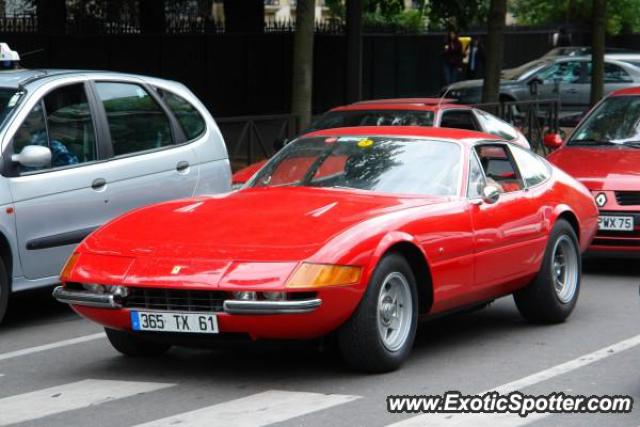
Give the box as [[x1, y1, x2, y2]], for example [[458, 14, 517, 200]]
[[590, 0, 606, 106], [481, 0, 507, 104], [346, 0, 363, 103], [223, 0, 264, 33], [139, 0, 165, 34], [291, 0, 315, 130], [36, 0, 66, 34]]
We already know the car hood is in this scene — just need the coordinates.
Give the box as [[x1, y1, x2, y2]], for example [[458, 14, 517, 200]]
[[547, 146, 640, 190], [83, 186, 445, 261]]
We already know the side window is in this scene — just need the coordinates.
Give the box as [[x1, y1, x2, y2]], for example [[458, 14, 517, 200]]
[[155, 87, 206, 140], [440, 110, 479, 131], [510, 145, 550, 187], [14, 83, 96, 173], [474, 110, 517, 140], [475, 145, 524, 193], [467, 152, 485, 199], [604, 63, 632, 83], [536, 61, 585, 83], [95, 82, 173, 156]]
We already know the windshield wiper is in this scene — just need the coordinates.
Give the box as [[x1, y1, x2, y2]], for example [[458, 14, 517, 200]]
[[568, 139, 621, 146]]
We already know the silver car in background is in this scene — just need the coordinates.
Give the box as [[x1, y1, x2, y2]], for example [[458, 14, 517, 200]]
[[444, 55, 640, 112], [0, 69, 231, 322]]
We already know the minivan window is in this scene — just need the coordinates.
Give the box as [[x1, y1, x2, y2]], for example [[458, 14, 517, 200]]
[[14, 83, 96, 173], [155, 88, 206, 141], [95, 82, 173, 156]]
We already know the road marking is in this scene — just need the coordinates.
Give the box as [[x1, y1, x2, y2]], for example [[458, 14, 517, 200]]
[[0, 332, 105, 362], [134, 390, 360, 427], [389, 333, 640, 426], [0, 379, 173, 426]]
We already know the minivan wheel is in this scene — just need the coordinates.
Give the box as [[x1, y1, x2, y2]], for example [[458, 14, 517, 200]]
[[105, 328, 171, 357], [514, 219, 581, 323], [0, 260, 9, 325], [338, 253, 418, 373]]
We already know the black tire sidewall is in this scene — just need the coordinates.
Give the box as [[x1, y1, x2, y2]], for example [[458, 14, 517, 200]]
[[0, 259, 9, 325]]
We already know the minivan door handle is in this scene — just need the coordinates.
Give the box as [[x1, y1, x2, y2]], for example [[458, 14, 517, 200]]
[[176, 161, 190, 173], [91, 178, 107, 191]]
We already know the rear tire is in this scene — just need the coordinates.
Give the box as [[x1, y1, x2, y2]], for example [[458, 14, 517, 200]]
[[338, 253, 418, 373], [514, 219, 581, 323], [0, 260, 8, 325], [105, 328, 171, 357]]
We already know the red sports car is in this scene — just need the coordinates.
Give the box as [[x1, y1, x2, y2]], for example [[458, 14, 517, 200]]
[[546, 87, 640, 252], [232, 98, 531, 186], [54, 127, 597, 372]]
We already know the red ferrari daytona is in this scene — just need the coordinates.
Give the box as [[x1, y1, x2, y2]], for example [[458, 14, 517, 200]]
[[54, 127, 598, 372]]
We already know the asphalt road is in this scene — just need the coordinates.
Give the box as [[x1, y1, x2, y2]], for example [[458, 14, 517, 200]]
[[0, 257, 638, 427]]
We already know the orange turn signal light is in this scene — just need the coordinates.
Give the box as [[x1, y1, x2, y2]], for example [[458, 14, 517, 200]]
[[286, 263, 362, 288], [60, 253, 79, 281]]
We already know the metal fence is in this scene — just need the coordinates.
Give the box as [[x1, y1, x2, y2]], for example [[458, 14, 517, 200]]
[[473, 99, 561, 154]]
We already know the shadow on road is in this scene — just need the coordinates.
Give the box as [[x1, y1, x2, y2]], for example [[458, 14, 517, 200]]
[[583, 256, 639, 277], [2, 286, 77, 329]]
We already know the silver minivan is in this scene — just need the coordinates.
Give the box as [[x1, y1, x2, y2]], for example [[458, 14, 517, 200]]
[[0, 69, 231, 322]]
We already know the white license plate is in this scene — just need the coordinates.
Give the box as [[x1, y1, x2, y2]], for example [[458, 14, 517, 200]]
[[131, 311, 219, 334], [598, 216, 634, 231]]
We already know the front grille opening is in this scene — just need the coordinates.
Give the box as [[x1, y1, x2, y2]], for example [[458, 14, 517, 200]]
[[124, 288, 229, 312], [615, 191, 640, 206]]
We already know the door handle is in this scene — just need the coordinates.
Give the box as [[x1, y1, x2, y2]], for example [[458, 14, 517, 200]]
[[566, 88, 578, 94], [176, 161, 190, 173], [91, 178, 106, 191]]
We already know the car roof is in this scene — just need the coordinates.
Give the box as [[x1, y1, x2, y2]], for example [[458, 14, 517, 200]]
[[303, 126, 502, 146], [609, 86, 640, 96], [330, 99, 467, 112], [0, 68, 176, 89]]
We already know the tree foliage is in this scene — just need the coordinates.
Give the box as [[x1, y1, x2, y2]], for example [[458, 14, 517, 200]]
[[511, 0, 640, 34], [426, 0, 490, 30]]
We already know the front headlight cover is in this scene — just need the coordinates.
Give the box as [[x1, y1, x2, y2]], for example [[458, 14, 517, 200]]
[[286, 263, 362, 289]]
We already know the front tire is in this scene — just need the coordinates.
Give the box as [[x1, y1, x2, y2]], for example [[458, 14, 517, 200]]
[[105, 328, 171, 357], [0, 260, 9, 325], [514, 219, 581, 323], [338, 253, 418, 373]]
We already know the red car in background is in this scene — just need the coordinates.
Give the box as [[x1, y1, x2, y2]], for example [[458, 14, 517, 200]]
[[232, 98, 531, 186], [54, 127, 597, 372], [546, 87, 640, 253]]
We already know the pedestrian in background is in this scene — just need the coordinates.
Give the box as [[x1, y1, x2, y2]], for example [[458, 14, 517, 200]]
[[465, 37, 485, 79], [442, 30, 463, 85]]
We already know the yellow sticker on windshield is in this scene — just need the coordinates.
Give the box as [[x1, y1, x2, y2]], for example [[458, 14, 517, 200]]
[[357, 138, 374, 148]]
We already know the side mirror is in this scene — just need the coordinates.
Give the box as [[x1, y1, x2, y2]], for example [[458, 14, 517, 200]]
[[12, 145, 51, 168], [273, 137, 288, 152], [543, 133, 563, 150], [481, 184, 500, 205]]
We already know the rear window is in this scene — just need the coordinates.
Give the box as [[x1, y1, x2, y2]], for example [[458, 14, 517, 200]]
[[310, 110, 435, 131]]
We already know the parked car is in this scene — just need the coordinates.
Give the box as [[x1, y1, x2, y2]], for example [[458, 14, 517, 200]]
[[232, 98, 531, 186], [0, 69, 231, 323], [545, 87, 640, 253], [443, 55, 640, 112], [541, 46, 636, 58], [54, 126, 597, 372]]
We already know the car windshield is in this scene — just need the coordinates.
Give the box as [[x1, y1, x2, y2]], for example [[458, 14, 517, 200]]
[[501, 60, 547, 81], [0, 88, 22, 127], [309, 110, 435, 131], [568, 96, 640, 146], [249, 136, 461, 196]]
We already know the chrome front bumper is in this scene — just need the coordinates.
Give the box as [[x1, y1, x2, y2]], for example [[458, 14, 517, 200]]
[[53, 286, 322, 314], [223, 298, 321, 314], [53, 286, 122, 309]]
